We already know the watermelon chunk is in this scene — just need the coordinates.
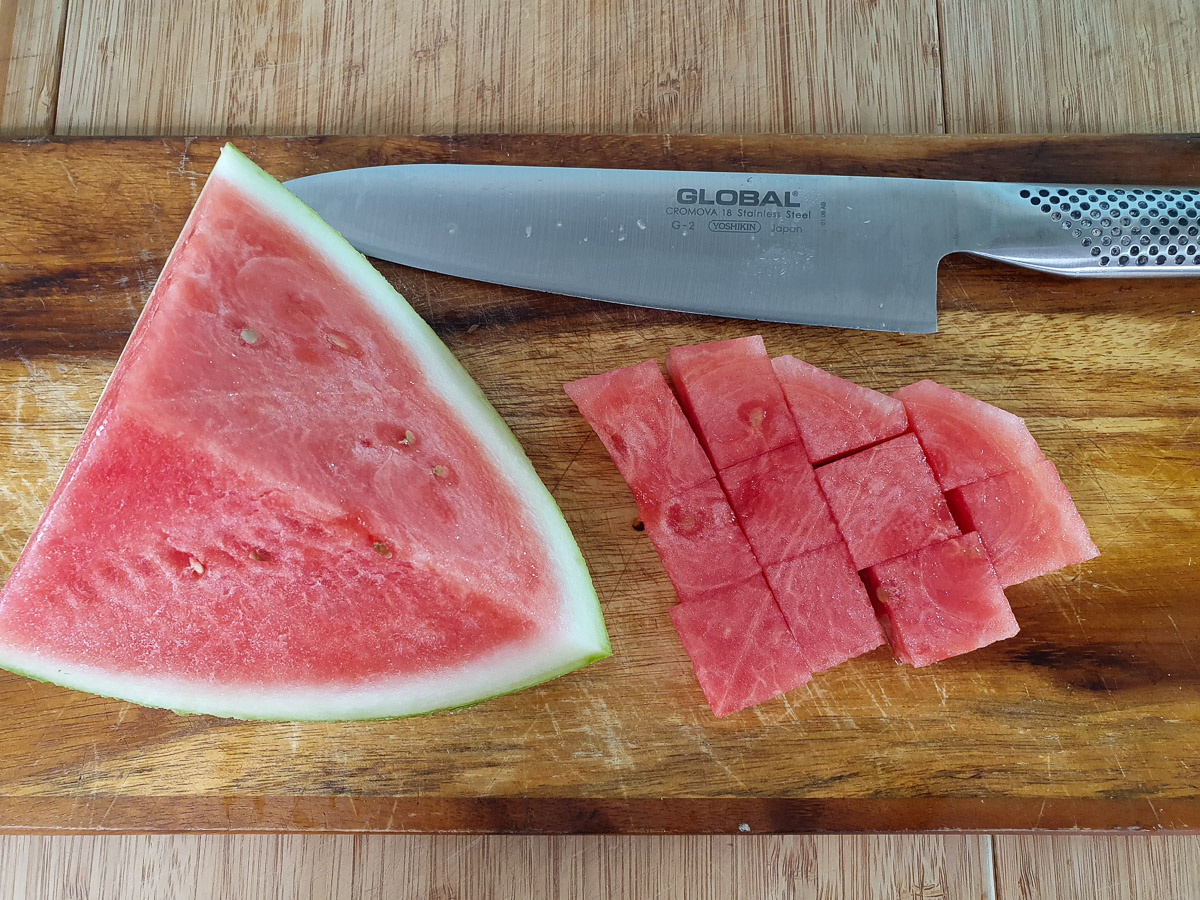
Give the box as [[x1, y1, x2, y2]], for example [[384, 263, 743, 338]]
[[666, 336, 800, 469], [864, 533, 1019, 667], [717, 442, 840, 568], [669, 575, 811, 717], [565, 359, 714, 506], [764, 541, 885, 674], [772, 356, 908, 463], [894, 380, 1044, 490], [640, 479, 762, 604], [0, 145, 610, 720], [815, 433, 960, 571], [946, 459, 1099, 587]]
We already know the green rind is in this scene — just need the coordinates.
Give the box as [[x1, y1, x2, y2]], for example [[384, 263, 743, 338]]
[[0, 144, 610, 721]]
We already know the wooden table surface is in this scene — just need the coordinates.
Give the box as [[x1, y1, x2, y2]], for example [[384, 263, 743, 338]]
[[1, 0, 1199, 896]]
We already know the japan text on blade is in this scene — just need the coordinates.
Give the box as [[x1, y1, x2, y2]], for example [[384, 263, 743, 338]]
[[285, 166, 1200, 334]]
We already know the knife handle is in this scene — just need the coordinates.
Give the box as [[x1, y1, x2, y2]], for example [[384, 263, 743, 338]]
[[968, 184, 1200, 277]]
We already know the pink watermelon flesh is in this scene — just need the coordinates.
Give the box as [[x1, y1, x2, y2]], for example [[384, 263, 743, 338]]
[[815, 433, 960, 571], [565, 359, 714, 506], [717, 441, 841, 568], [894, 380, 1044, 490], [699, 573, 775, 609], [0, 418, 536, 682], [641, 479, 762, 604], [764, 540, 885, 674], [108, 168, 550, 603], [864, 532, 1018, 667], [772, 356, 909, 463], [0, 146, 608, 720], [669, 575, 812, 717], [946, 458, 1099, 587], [666, 336, 800, 469]]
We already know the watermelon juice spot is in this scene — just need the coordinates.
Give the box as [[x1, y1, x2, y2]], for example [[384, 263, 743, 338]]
[[666, 335, 799, 469], [815, 433, 960, 571], [864, 532, 1019, 668], [772, 355, 909, 464], [894, 380, 1044, 491], [946, 458, 1099, 587]]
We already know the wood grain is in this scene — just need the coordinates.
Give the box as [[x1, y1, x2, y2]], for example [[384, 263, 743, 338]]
[[55, 0, 944, 136], [0, 834, 994, 899], [11, 0, 1200, 884], [993, 835, 1200, 899], [939, 0, 1200, 133], [0, 0, 68, 135], [2, 134, 1199, 834]]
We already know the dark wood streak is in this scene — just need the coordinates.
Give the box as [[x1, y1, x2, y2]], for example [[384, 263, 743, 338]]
[[1016, 643, 1192, 692], [0, 263, 159, 298], [0, 796, 1194, 834]]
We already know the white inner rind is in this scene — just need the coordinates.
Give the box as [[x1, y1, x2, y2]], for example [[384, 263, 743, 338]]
[[0, 145, 609, 720], [0, 627, 603, 720]]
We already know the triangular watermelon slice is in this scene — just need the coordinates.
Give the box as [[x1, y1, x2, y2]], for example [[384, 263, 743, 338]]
[[0, 145, 610, 720], [771, 355, 908, 464]]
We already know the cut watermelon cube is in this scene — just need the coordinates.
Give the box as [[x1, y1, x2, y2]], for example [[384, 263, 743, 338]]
[[864, 532, 1019, 667], [717, 442, 841, 568], [670, 575, 812, 717], [772, 356, 908, 463], [815, 433, 960, 571], [946, 458, 1099, 587], [640, 478, 762, 604], [764, 540, 885, 674], [565, 359, 715, 505], [666, 336, 800, 469], [893, 380, 1044, 490]]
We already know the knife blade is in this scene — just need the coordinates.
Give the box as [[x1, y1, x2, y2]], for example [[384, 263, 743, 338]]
[[284, 165, 1200, 333]]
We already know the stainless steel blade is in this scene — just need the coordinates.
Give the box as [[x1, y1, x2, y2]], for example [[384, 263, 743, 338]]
[[284, 166, 1200, 333]]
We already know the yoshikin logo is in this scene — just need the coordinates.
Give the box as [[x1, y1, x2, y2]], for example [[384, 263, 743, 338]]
[[710, 221, 760, 233], [676, 187, 805, 207]]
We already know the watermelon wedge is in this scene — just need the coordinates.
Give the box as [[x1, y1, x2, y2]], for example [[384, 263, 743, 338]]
[[717, 442, 840, 568], [640, 478, 762, 604], [0, 145, 610, 720], [814, 433, 960, 571], [564, 360, 714, 506], [894, 380, 1044, 490], [666, 336, 800, 469], [764, 540, 885, 674], [772, 356, 908, 463], [946, 459, 1099, 587], [864, 532, 1018, 667], [669, 575, 812, 717]]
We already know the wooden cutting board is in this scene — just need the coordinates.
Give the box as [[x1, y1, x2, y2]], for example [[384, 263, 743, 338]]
[[1, 135, 1197, 834]]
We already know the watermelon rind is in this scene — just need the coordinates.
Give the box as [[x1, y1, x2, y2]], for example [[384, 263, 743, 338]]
[[0, 145, 610, 720]]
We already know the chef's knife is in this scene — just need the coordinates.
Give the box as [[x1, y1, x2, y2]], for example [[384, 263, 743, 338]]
[[285, 166, 1200, 333]]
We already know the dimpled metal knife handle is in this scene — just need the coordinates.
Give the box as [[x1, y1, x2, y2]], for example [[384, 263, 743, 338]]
[[962, 183, 1200, 276]]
